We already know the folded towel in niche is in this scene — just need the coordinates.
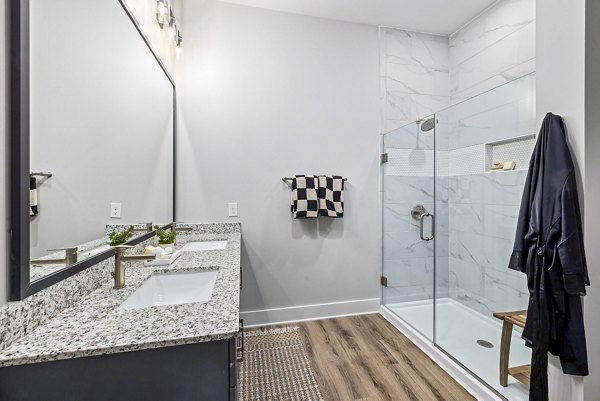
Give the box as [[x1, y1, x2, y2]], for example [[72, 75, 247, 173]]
[[290, 175, 319, 218], [30, 177, 39, 217], [318, 175, 344, 218]]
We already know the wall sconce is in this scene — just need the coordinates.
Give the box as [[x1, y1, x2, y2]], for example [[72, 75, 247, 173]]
[[156, 0, 183, 48]]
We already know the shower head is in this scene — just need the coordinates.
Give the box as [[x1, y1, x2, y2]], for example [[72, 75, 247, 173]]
[[419, 117, 435, 132]]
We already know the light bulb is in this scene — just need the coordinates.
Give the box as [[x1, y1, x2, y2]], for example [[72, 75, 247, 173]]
[[168, 24, 176, 39], [157, 2, 167, 16]]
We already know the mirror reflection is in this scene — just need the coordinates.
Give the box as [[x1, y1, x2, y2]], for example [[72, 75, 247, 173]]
[[28, 0, 174, 282]]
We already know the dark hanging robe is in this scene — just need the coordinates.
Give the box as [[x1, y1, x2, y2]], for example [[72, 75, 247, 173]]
[[509, 112, 589, 401]]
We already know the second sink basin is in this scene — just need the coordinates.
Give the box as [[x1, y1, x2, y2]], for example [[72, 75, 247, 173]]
[[182, 241, 227, 252], [118, 269, 219, 310]]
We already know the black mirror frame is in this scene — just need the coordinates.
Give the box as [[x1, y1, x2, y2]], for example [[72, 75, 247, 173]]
[[9, 0, 177, 301]]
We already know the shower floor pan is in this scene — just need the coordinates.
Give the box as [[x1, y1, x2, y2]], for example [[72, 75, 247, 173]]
[[388, 298, 530, 401]]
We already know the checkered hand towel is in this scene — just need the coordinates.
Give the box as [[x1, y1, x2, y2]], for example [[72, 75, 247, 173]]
[[291, 175, 319, 218], [30, 177, 39, 217], [318, 175, 344, 217]]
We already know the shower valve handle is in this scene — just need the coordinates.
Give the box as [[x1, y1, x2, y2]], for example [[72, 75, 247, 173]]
[[419, 213, 435, 241]]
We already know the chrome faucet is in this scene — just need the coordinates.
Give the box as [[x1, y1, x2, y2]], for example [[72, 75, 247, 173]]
[[113, 246, 156, 289], [31, 247, 78, 266]]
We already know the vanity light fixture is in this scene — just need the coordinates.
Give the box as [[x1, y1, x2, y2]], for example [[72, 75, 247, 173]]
[[156, 0, 183, 48], [156, 0, 170, 28]]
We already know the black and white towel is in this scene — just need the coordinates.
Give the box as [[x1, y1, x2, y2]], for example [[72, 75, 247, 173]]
[[30, 177, 39, 217], [318, 175, 344, 218], [290, 175, 319, 218]]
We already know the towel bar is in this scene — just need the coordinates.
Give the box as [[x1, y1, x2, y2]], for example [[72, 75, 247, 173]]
[[282, 176, 347, 183], [30, 171, 53, 178]]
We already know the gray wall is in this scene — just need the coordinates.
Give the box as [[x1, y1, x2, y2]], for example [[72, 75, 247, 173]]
[[177, 1, 381, 324], [537, 0, 587, 400]]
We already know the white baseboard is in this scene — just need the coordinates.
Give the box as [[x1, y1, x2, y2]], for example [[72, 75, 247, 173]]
[[240, 298, 380, 327], [380, 305, 503, 401]]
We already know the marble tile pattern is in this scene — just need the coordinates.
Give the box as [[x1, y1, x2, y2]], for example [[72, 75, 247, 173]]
[[382, 172, 448, 304], [448, 0, 536, 105], [439, 72, 537, 151], [380, 0, 535, 147], [380, 28, 450, 136], [446, 171, 529, 316], [381, 0, 535, 317], [0, 222, 241, 367]]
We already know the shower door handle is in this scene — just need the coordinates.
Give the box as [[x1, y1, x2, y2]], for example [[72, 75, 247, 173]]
[[419, 213, 435, 241]]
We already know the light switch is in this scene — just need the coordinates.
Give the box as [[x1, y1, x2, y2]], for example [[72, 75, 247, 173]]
[[110, 203, 122, 218], [228, 202, 238, 217]]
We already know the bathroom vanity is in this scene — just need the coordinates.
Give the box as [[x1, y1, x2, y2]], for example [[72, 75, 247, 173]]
[[0, 224, 243, 401], [2, 1, 244, 399]]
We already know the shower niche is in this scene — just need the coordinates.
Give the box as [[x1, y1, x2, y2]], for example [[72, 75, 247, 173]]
[[485, 134, 536, 173]]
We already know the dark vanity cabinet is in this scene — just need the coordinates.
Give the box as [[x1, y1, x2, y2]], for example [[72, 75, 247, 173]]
[[0, 334, 242, 401]]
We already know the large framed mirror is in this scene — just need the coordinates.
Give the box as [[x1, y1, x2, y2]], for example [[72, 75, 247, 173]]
[[10, 0, 176, 300]]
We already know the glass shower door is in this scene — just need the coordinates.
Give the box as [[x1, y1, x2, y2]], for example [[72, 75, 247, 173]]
[[433, 74, 536, 401], [382, 115, 436, 341]]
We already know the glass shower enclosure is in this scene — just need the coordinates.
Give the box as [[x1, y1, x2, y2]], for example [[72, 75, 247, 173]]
[[382, 73, 536, 401]]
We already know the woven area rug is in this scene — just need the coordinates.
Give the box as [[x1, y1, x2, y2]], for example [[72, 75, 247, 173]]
[[239, 327, 324, 401]]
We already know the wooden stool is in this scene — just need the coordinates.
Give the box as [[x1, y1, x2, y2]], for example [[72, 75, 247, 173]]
[[493, 310, 530, 389]]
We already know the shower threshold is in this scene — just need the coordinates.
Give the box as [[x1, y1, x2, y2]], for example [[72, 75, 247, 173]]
[[383, 298, 529, 401]]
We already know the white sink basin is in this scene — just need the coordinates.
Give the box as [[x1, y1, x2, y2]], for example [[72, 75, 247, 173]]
[[118, 269, 218, 310], [182, 241, 227, 252]]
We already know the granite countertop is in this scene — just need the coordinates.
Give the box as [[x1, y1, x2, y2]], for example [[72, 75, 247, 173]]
[[0, 232, 241, 368], [30, 224, 155, 281], [30, 237, 110, 281]]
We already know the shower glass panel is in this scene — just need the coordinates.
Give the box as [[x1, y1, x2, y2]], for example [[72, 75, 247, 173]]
[[381, 73, 536, 400], [382, 115, 436, 341], [434, 73, 536, 401]]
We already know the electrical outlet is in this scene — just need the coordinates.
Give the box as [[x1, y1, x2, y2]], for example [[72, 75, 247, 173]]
[[110, 203, 122, 218], [228, 202, 238, 217]]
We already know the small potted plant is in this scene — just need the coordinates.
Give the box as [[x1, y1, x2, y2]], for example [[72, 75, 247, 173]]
[[108, 226, 135, 246], [155, 225, 176, 249]]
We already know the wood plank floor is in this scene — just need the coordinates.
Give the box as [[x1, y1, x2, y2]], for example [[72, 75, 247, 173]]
[[252, 314, 475, 401]]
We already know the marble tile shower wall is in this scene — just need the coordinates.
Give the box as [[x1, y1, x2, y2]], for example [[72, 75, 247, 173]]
[[448, 0, 536, 105], [380, 0, 535, 137], [447, 171, 530, 316], [380, 29, 449, 135], [380, 29, 449, 304], [382, 173, 450, 304], [441, 72, 536, 318], [443, 72, 537, 151], [381, 0, 535, 311]]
